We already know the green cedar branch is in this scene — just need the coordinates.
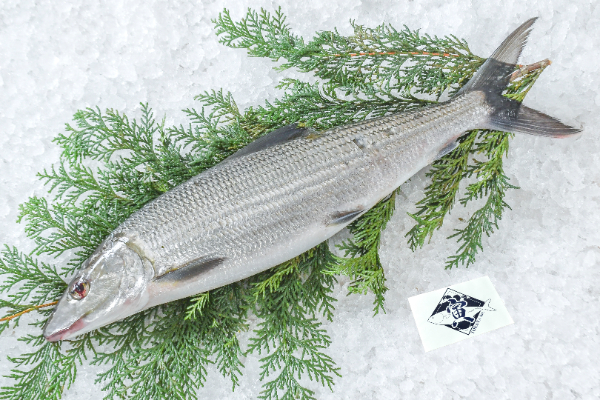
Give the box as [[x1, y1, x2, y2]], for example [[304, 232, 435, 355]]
[[0, 246, 66, 334], [214, 8, 484, 99], [248, 243, 339, 400], [406, 64, 550, 268], [327, 191, 397, 314], [0, 334, 93, 400]]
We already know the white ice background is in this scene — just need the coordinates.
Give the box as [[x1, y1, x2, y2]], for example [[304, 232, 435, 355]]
[[1, 0, 599, 399]]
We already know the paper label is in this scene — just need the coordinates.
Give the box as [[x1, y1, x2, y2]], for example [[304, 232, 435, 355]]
[[408, 276, 513, 352]]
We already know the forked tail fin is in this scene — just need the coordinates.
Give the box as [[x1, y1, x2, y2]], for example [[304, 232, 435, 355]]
[[483, 299, 496, 312], [460, 18, 581, 138]]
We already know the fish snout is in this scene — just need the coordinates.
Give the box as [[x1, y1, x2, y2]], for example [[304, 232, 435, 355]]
[[43, 316, 86, 342]]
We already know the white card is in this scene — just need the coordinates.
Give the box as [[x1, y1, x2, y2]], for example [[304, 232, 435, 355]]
[[408, 276, 513, 352]]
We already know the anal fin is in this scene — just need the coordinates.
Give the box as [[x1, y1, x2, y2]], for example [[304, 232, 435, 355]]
[[435, 141, 459, 160], [328, 208, 365, 226]]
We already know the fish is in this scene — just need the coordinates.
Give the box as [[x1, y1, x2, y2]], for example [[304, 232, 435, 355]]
[[43, 18, 580, 341]]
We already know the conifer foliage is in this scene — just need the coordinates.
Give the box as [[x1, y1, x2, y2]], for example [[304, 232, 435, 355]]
[[0, 8, 547, 399]]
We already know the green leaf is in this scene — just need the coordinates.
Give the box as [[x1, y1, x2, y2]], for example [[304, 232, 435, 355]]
[[405, 63, 548, 268]]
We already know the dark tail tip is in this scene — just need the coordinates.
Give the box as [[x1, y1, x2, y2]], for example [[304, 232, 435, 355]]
[[461, 18, 581, 139], [490, 17, 538, 65], [459, 18, 538, 96], [489, 104, 582, 138]]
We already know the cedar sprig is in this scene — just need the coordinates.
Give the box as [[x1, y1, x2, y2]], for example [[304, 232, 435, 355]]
[[406, 66, 549, 268], [247, 243, 339, 400], [327, 192, 397, 315], [214, 7, 484, 99]]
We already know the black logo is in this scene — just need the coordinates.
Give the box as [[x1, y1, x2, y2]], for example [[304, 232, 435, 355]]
[[427, 288, 495, 335]]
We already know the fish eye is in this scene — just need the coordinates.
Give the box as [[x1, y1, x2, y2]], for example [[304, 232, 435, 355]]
[[69, 279, 90, 300]]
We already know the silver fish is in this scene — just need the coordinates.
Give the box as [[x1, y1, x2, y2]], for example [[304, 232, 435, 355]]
[[43, 18, 579, 341]]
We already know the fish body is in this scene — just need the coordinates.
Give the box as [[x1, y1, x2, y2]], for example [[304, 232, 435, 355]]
[[43, 18, 579, 341], [123, 91, 486, 310]]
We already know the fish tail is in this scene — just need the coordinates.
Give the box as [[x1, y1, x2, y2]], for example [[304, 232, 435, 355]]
[[460, 18, 581, 138], [483, 299, 496, 312]]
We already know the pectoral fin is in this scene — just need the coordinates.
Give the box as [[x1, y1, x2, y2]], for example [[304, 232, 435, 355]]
[[155, 257, 227, 282]]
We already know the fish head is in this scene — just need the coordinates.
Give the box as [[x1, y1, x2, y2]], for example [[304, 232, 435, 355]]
[[428, 311, 452, 325], [43, 234, 154, 341]]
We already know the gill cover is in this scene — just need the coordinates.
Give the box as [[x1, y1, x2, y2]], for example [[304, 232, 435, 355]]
[[43, 234, 154, 341]]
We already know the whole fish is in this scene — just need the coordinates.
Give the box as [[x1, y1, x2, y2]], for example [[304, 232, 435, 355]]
[[43, 18, 579, 341]]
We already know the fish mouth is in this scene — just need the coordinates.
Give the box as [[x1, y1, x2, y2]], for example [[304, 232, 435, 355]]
[[43, 317, 86, 342]]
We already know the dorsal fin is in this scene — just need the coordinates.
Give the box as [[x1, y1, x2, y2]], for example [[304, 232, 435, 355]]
[[227, 123, 310, 161]]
